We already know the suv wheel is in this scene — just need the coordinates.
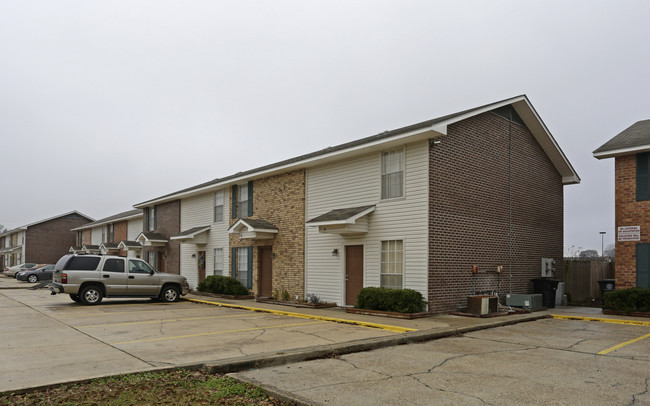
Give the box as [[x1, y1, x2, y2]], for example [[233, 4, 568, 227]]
[[27, 274, 38, 283], [69, 294, 81, 303], [160, 285, 180, 302], [79, 285, 103, 305]]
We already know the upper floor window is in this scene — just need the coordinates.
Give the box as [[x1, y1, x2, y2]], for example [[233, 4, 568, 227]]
[[381, 149, 404, 199], [144, 206, 157, 231], [232, 181, 253, 219], [214, 190, 224, 222], [77, 231, 83, 246], [637, 152, 650, 201], [238, 184, 249, 218], [107, 223, 114, 242], [101, 228, 106, 243]]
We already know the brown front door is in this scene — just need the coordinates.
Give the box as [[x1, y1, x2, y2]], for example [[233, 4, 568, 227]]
[[198, 251, 206, 282], [259, 246, 273, 297], [345, 245, 364, 306]]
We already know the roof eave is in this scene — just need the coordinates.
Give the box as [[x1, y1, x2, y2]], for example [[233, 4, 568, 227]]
[[593, 144, 650, 159]]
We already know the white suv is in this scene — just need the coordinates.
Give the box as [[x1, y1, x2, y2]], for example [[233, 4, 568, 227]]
[[50, 254, 189, 305]]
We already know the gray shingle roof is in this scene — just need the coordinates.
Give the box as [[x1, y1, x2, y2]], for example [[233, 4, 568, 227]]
[[171, 226, 211, 239], [307, 205, 376, 224], [72, 209, 142, 230], [594, 119, 650, 158], [236, 219, 278, 231]]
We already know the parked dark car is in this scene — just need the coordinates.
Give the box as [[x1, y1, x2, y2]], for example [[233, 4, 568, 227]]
[[16, 264, 55, 283]]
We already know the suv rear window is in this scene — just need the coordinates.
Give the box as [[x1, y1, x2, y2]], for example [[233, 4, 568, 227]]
[[65, 256, 101, 271]]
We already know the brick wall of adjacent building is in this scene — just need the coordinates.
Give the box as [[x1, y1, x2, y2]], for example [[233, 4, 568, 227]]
[[82, 230, 91, 245], [25, 213, 93, 264], [613, 154, 650, 288], [143, 200, 181, 274], [230, 170, 306, 299], [428, 111, 564, 313], [113, 221, 128, 242]]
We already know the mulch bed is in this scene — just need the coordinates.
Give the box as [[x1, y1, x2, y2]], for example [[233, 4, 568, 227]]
[[190, 290, 254, 300], [255, 298, 338, 309], [602, 309, 650, 318], [345, 307, 430, 319]]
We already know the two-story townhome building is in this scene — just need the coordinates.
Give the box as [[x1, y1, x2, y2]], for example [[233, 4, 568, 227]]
[[131, 200, 182, 274], [0, 211, 93, 267], [134, 169, 306, 297], [133, 95, 578, 313], [69, 209, 143, 257], [594, 120, 650, 289]]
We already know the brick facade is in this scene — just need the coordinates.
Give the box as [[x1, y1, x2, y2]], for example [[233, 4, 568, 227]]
[[613, 155, 649, 288], [143, 200, 181, 274], [230, 170, 306, 299], [428, 111, 564, 313], [113, 221, 128, 242], [82, 230, 91, 245], [24, 213, 93, 264]]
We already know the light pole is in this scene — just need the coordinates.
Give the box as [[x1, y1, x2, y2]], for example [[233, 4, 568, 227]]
[[600, 231, 606, 257]]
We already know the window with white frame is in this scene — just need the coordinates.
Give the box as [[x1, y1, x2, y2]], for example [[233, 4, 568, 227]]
[[101, 228, 106, 243], [213, 248, 224, 275], [380, 240, 403, 289], [214, 190, 224, 222], [237, 247, 249, 288], [381, 149, 404, 199], [237, 184, 249, 218]]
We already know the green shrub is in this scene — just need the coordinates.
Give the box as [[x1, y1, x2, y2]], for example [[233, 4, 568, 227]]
[[604, 287, 650, 312], [197, 275, 249, 296], [355, 287, 426, 313]]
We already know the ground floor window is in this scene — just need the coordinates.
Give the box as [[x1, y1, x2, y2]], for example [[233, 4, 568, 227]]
[[380, 240, 403, 289], [145, 251, 157, 270], [231, 247, 252, 289], [213, 248, 224, 275]]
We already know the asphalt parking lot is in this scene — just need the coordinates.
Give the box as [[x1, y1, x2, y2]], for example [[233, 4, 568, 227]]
[[234, 317, 650, 405]]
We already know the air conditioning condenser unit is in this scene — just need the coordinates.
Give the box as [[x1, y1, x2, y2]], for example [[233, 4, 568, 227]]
[[506, 294, 543, 309]]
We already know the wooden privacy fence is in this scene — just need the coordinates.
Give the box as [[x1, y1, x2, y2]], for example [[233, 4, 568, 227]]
[[563, 259, 614, 302]]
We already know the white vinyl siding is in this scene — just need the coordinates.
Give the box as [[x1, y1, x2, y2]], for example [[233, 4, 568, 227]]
[[305, 140, 429, 305], [179, 190, 230, 289], [127, 218, 143, 241], [91, 227, 103, 245]]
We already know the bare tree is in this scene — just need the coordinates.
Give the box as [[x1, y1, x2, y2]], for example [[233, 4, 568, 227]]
[[0, 224, 6, 234]]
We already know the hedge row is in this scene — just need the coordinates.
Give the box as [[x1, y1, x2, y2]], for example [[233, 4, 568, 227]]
[[604, 287, 650, 313], [197, 275, 249, 296], [355, 287, 426, 313]]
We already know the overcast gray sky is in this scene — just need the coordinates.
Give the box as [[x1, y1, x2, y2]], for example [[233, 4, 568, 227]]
[[2, 0, 648, 254]]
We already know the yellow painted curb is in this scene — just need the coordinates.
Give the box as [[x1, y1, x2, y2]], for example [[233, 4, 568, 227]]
[[552, 314, 650, 327], [187, 298, 417, 333]]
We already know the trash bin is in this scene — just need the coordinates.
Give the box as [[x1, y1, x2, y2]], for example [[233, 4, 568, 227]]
[[597, 279, 615, 309], [531, 278, 560, 308]]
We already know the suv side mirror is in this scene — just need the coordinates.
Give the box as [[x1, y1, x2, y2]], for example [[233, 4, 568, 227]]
[[150, 269, 155, 275]]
